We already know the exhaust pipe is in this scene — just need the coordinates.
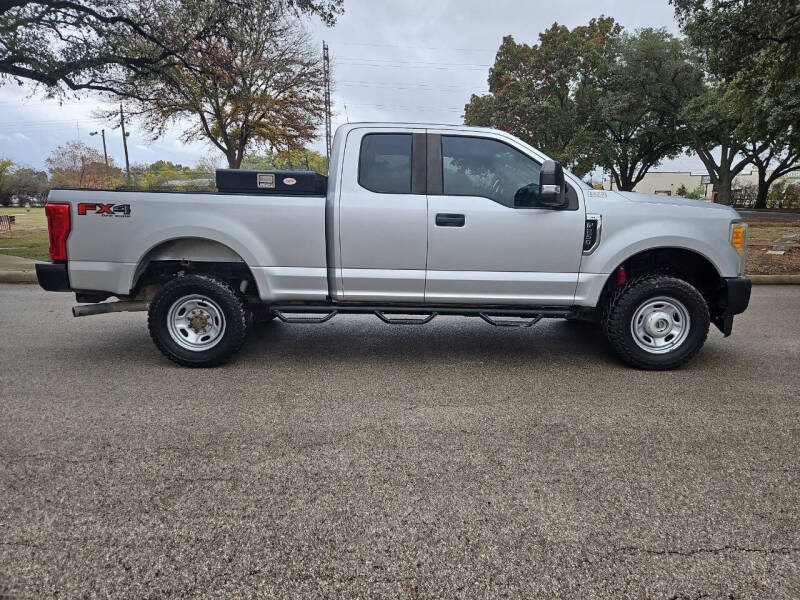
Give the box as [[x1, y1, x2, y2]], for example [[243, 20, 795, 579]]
[[72, 301, 149, 318]]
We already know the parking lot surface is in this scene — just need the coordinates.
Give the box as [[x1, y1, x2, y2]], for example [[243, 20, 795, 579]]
[[1, 283, 798, 598]]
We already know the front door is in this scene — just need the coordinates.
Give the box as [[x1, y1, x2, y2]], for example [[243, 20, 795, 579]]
[[425, 133, 585, 305]]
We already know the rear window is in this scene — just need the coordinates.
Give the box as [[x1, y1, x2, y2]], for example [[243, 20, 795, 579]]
[[358, 134, 412, 194]]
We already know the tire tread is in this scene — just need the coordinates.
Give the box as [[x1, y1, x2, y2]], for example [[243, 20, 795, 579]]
[[147, 274, 249, 367], [603, 275, 709, 370]]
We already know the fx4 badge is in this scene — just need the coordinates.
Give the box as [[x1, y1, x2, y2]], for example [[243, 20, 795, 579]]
[[77, 203, 131, 217]]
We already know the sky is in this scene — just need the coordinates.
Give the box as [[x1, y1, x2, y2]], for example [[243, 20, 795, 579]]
[[0, 0, 708, 175]]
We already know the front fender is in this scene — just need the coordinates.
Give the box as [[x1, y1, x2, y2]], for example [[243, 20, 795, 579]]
[[581, 216, 738, 279]]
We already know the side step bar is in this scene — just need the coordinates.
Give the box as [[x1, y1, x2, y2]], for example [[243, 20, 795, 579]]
[[273, 310, 338, 324], [374, 311, 438, 325], [270, 304, 574, 326], [479, 313, 543, 328]]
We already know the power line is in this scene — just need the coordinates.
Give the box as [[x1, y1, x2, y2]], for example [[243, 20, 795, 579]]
[[335, 57, 491, 68], [337, 80, 488, 92], [346, 102, 464, 113], [0, 116, 106, 127], [333, 41, 497, 53], [336, 62, 488, 72]]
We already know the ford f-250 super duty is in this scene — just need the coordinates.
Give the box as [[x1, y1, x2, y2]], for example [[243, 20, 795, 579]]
[[36, 123, 751, 369]]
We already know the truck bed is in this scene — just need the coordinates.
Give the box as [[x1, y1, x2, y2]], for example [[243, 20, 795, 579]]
[[50, 188, 329, 301]]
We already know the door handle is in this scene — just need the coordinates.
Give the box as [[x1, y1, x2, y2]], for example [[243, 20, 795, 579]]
[[436, 213, 465, 227]]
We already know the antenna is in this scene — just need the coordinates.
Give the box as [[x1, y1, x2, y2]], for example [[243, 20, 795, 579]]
[[323, 41, 332, 163]]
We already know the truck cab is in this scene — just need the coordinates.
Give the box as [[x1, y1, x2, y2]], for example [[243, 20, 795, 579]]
[[328, 124, 586, 305], [36, 123, 752, 370]]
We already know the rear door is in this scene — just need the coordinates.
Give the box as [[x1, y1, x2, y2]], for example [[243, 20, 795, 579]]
[[424, 132, 585, 305], [336, 127, 428, 301]]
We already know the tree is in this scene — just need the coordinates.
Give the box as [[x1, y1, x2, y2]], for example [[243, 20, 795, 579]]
[[583, 29, 701, 191], [673, 0, 800, 204], [0, 161, 50, 205], [46, 140, 121, 188], [0, 159, 17, 205], [242, 148, 328, 173], [672, 0, 800, 92], [103, 2, 325, 168], [0, 0, 342, 95], [4, 168, 50, 204], [673, 81, 763, 206], [464, 17, 622, 177], [0, 159, 13, 186], [746, 135, 800, 209]]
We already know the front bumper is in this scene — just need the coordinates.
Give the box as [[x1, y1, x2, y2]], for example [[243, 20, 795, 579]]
[[713, 276, 751, 336], [36, 262, 71, 292]]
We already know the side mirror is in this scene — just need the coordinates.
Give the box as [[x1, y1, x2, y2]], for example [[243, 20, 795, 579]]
[[538, 160, 567, 209]]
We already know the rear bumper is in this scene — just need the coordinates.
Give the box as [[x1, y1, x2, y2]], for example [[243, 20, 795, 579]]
[[36, 262, 71, 292], [713, 276, 751, 336]]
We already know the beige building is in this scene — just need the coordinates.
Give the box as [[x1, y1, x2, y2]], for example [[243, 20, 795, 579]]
[[606, 167, 799, 198], [632, 171, 710, 197]]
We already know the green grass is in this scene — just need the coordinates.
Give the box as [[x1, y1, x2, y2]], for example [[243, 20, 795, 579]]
[[0, 207, 50, 261]]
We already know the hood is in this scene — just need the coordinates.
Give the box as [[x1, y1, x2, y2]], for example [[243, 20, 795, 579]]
[[610, 191, 740, 215]]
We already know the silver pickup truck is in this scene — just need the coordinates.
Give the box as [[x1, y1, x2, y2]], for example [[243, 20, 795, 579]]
[[36, 123, 751, 369]]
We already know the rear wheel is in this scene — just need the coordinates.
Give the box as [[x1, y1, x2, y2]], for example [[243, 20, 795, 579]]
[[148, 274, 249, 367], [604, 275, 709, 370]]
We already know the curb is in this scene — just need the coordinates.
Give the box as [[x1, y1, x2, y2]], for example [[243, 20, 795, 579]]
[[0, 271, 37, 284], [748, 274, 800, 284]]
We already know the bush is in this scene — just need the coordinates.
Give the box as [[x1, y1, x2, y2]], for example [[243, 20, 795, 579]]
[[675, 183, 706, 199]]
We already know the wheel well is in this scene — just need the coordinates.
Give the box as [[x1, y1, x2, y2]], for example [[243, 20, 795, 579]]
[[599, 247, 725, 314], [132, 238, 260, 300]]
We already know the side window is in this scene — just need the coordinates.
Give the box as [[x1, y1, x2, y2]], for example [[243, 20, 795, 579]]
[[442, 136, 542, 208], [359, 134, 412, 194]]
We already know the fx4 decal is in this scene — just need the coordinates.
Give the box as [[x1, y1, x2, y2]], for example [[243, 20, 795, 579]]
[[77, 203, 131, 217]]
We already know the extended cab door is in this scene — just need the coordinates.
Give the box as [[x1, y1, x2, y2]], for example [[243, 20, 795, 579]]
[[334, 127, 428, 301], [425, 132, 585, 305]]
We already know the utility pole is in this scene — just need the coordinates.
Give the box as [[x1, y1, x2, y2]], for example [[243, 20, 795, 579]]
[[90, 129, 109, 188], [323, 41, 332, 167], [119, 104, 131, 184]]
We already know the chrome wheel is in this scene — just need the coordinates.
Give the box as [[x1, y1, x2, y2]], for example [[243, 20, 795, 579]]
[[630, 296, 691, 354], [166, 294, 226, 351]]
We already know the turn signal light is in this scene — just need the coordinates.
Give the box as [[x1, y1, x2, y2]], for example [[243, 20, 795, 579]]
[[731, 224, 746, 250], [730, 222, 748, 275], [45, 203, 71, 261]]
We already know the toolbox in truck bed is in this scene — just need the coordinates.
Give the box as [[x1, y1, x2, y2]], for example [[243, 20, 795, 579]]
[[215, 169, 327, 195]]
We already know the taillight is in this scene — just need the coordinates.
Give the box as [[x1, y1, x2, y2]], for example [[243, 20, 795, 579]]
[[45, 203, 71, 261]]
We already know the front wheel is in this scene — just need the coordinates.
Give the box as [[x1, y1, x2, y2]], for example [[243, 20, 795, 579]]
[[148, 274, 249, 367], [604, 275, 710, 370]]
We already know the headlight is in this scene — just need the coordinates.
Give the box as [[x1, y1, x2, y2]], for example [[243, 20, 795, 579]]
[[731, 222, 748, 275]]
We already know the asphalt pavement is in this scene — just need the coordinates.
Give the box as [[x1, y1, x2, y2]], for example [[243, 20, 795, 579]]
[[1, 284, 798, 598]]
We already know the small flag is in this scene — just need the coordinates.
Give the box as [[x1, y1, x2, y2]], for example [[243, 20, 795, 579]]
[[0, 215, 11, 232]]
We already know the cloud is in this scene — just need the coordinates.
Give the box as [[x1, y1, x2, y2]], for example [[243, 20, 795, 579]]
[[0, 0, 700, 172], [13, 132, 31, 140]]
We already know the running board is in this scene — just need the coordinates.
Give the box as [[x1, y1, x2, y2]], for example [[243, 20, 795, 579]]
[[374, 311, 437, 325], [479, 313, 543, 328], [272, 310, 338, 324], [269, 303, 574, 326]]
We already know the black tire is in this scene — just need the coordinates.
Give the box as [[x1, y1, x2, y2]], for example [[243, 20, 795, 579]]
[[603, 275, 710, 370], [148, 274, 249, 367]]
